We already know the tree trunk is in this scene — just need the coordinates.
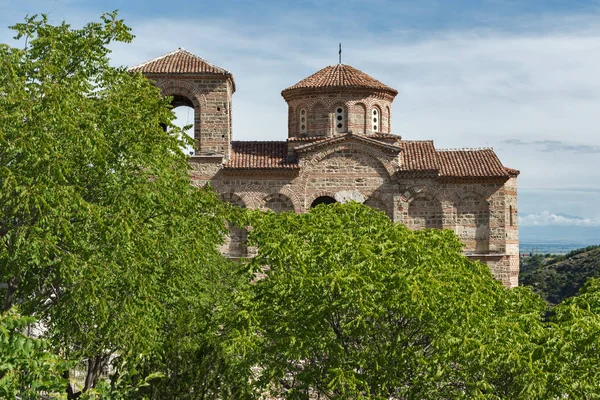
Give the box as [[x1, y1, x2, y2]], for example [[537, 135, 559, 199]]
[[3, 276, 19, 311]]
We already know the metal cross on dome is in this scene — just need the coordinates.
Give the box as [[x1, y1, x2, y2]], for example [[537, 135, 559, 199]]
[[339, 43, 342, 64]]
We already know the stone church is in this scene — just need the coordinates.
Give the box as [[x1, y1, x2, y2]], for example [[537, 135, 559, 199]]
[[129, 48, 520, 288]]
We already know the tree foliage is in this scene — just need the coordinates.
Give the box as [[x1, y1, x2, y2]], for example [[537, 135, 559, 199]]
[[237, 203, 546, 399], [0, 309, 68, 399], [235, 203, 600, 399], [4, 11, 600, 400], [0, 12, 241, 398], [521, 245, 600, 304]]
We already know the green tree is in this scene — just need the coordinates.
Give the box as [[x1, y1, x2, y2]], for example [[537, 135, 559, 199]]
[[239, 203, 551, 399], [0, 308, 68, 399], [544, 278, 600, 398], [0, 12, 241, 398], [521, 246, 600, 305]]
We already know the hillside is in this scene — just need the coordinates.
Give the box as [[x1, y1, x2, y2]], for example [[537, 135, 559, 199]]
[[520, 245, 600, 305]]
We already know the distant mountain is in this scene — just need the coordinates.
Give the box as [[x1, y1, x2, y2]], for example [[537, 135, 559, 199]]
[[520, 246, 600, 305]]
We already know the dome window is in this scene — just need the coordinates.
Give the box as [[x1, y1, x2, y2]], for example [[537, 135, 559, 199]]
[[335, 106, 346, 133], [372, 108, 379, 132], [299, 108, 307, 135]]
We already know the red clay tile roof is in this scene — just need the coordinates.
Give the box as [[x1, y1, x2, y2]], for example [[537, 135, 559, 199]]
[[222, 138, 512, 179], [128, 48, 234, 84], [400, 141, 439, 172], [365, 133, 402, 140], [505, 167, 520, 177], [437, 148, 509, 177], [282, 64, 398, 97], [224, 141, 298, 170], [287, 137, 328, 143]]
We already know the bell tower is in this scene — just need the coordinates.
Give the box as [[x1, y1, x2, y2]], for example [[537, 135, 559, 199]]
[[129, 48, 236, 159]]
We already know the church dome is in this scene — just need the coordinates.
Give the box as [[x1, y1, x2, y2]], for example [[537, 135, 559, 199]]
[[282, 64, 397, 138], [281, 64, 397, 100]]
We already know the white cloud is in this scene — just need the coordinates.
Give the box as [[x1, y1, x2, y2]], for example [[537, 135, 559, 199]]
[[103, 13, 600, 194], [2, 6, 600, 218], [519, 211, 600, 227]]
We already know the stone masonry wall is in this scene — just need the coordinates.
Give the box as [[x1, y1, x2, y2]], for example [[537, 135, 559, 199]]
[[147, 74, 233, 157], [195, 143, 517, 287], [286, 91, 393, 138]]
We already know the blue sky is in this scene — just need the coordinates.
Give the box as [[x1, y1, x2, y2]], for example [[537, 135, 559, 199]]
[[2, 0, 600, 240]]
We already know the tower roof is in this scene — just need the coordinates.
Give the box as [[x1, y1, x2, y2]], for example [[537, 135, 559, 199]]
[[282, 64, 398, 97], [128, 48, 235, 90]]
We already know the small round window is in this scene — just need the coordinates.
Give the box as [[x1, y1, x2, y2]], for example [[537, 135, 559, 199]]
[[372, 108, 379, 132], [335, 106, 346, 133], [298, 108, 308, 135]]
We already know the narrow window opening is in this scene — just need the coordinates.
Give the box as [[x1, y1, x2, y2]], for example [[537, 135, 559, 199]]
[[171, 102, 195, 156], [298, 108, 308, 135], [509, 205, 514, 226], [372, 108, 379, 132], [335, 106, 346, 133]]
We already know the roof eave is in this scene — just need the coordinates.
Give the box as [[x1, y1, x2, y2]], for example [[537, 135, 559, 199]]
[[281, 86, 398, 101]]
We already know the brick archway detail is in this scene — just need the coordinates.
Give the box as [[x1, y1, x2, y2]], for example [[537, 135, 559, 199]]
[[402, 186, 443, 203], [262, 193, 296, 213], [156, 80, 206, 110], [306, 190, 340, 209], [446, 185, 490, 205], [303, 142, 396, 178], [219, 192, 246, 208]]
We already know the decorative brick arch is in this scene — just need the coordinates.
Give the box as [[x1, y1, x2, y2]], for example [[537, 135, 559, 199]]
[[277, 187, 302, 212], [262, 193, 295, 213], [403, 187, 444, 230], [306, 190, 339, 209], [156, 80, 205, 110], [231, 185, 266, 210], [446, 185, 491, 205], [303, 142, 397, 178], [219, 192, 246, 208], [458, 190, 490, 204], [401, 186, 443, 203], [294, 100, 312, 113]]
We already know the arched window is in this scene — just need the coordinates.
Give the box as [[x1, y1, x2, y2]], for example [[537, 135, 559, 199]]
[[371, 106, 381, 132], [298, 108, 308, 136], [311, 196, 337, 208], [170, 95, 196, 156], [334, 106, 346, 133]]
